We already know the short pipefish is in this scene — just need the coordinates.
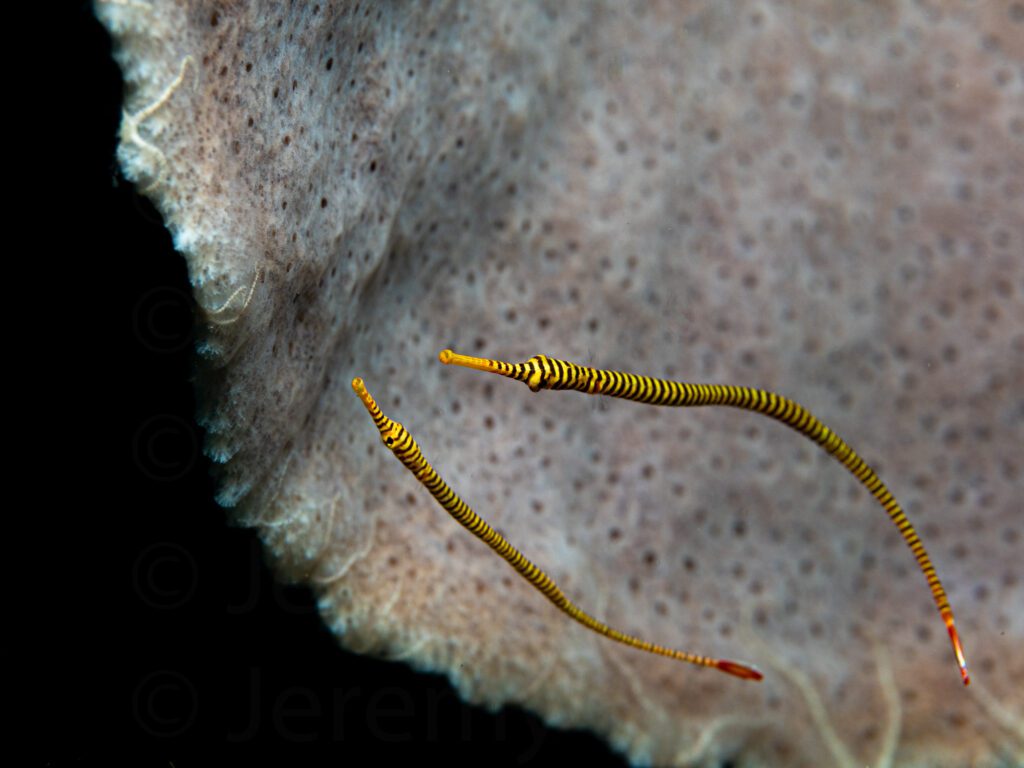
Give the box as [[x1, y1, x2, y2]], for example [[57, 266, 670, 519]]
[[352, 376, 762, 681]]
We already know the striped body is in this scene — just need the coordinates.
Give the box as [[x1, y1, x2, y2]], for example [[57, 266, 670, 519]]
[[352, 377, 762, 680], [438, 350, 970, 685]]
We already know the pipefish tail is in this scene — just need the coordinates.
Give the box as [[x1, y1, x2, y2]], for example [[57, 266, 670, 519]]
[[438, 349, 970, 686], [351, 376, 762, 681]]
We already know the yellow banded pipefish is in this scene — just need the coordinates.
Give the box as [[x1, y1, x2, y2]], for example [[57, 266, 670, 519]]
[[437, 349, 970, 686], [351, 376, 762, 681]]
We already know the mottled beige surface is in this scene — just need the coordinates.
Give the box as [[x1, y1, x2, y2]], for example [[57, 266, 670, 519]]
[[101, 1, 1023, 765]]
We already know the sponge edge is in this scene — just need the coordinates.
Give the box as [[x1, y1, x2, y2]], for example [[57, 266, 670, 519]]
[[102, 1, 1024, 765]]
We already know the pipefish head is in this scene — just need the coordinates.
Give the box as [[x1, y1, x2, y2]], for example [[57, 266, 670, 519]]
[[439, 349, 558, 392], [351, 377, 407, 451]]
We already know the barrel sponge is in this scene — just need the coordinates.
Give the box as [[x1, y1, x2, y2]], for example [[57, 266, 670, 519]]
[[99, 1, 1023, 765]]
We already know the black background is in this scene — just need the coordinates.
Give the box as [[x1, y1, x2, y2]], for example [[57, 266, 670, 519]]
[[61, 2, 632, 765]]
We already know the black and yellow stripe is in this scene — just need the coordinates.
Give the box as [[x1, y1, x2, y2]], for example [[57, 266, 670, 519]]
[[352, 376, 762, 681], [438, 349, 970, 686]]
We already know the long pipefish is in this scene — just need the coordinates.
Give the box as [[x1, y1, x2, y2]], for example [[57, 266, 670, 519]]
[[438, 348, 969, 686]]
